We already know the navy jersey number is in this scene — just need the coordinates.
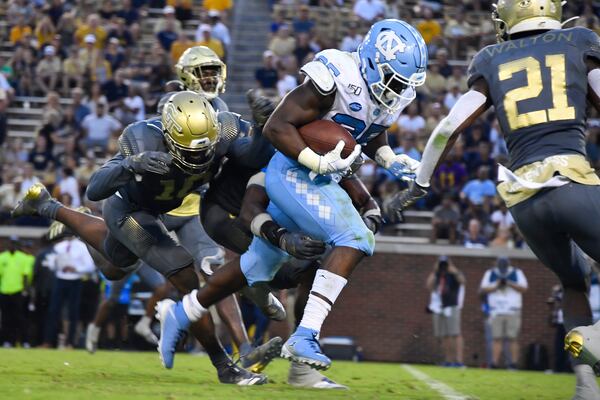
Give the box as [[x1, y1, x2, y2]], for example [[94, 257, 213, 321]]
[[332, 113, 387, 144]]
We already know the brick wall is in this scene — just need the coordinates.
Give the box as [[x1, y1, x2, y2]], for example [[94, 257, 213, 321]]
[[272, 252, 561, 367]]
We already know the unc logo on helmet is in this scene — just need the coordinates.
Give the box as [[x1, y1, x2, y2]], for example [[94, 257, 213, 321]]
[[375, 31, 407, 61], [358, 19, 428, 113]]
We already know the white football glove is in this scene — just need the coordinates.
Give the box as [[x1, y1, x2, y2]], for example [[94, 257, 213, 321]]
[[298, 140, 362, 175], [388, 154, 421, 181]]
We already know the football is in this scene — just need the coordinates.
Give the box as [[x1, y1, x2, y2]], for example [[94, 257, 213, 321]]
[[298, 120, 357, 158]]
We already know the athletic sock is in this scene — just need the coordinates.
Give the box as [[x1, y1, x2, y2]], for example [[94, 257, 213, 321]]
[[137, 315, 151, 328], [298, 269, 347, 335], [182, 290, 207, 322], [209, 349, 232, 370], [239, 342, 254, 359]]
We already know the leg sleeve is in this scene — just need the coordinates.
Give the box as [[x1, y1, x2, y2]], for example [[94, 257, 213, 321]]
[[265, 152, 375, 255]]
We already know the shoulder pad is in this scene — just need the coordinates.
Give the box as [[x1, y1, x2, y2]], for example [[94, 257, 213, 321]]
[[117, 119, 164, 156], [211, 97, 230, 112], [300, 61, 336, 96], [467, 47, 490, 88]]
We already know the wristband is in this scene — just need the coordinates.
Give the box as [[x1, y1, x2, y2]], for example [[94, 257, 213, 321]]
[[260, 220, 288, 248], [374, 146, 395, 169], [250, 213, 273, 237], [363, 208, 381, 219], [298, 147, 322, 173]]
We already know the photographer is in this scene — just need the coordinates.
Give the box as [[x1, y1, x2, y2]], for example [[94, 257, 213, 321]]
[[426, 256, 465, 367], [479, 257, 528, 369]]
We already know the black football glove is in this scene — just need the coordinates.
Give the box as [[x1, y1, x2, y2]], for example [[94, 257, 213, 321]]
[[388, 181, 428, 222], [362, 211, 383, 234], [279, 231, 326, 260], [247, 89, 275, 127], [123, 151, 172, 175]]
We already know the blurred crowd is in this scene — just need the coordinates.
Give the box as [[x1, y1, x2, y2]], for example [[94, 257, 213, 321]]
[[0, 0, 232, 223], [259, 0, 600, 249]]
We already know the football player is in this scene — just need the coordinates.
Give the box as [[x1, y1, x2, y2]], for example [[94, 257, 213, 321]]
[[394, 1, 600, 398], [13, 91, 269, 385], [156, 19, 426, 371]]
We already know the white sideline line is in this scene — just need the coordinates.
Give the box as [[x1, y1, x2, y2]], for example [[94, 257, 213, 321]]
[[402, 364, 472, 400]]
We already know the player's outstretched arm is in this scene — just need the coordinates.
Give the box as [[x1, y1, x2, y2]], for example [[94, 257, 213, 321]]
[[239, 172, 326, 260], [389, 79, 491, 213], [263, 81, 361, 175], [363, 131, 420, 181], [339, 175, 382, 234]]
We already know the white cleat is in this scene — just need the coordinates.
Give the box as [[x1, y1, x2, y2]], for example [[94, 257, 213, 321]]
[[86, 323, 100, 354], [134, 317, 158, 345], [288, 361, 347, 389]]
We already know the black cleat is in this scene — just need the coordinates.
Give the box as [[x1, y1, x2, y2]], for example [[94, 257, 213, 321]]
[[12, 182, 60, 218], [217, 361, 267, 385], [241, 336, 283, 373]]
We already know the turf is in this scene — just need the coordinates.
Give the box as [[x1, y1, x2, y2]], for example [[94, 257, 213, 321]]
[[0, 348, 585, 399]]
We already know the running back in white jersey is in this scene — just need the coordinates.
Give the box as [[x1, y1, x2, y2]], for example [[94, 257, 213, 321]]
[[300, 49, 414, 145]]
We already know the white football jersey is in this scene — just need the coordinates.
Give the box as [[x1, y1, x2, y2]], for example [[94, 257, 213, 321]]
[[301, 49, 414, 145]]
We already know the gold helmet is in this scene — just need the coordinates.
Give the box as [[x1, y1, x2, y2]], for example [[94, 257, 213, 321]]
[[492, 0, 565, 42], [162, 91, 220, 174], [175, 46, 226, 100]]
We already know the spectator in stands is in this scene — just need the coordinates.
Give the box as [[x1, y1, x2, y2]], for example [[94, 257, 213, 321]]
[[293, 5, 315, 34], [56, 10, 77, 49], [422, 63, 447, 99], [105, 38, 126, 72], [255, 50, 278, 93], [117, 0, 140, 26], [9, 15, 33, 46], [464, 218, 488, 248], [173, 0, 194, 21], [446, 66, 468, 94], [435, 48, 453, 78], [0, 178, 20, 217], [491, 202, 514, 234], [444, 8, 474, 58], [207, 10, 231, 54], [0, 65, 14, 100], [19, 163, 40, 197], [393, 133, 421, 162], [85, 83, 108, 116], [398, 103, 426, 138], [195, 25, 225, 59], [466, 141, 496, 179], [76, 153, 97, 187], [427, 256, 465, 367], [339, 22, 362, 53], [28, 136, 53, 172], [43, 232, 96, 348], [0, 236, 34, 348], [107, 18, 134, 48], [59, 49, 80, 95], [157, 15, 180, 52], [383, 0, 400, 19], [36, 46, 62, 94], [49, 34, 67, 59], [417, 7, 442, 48], [75, 14, 107, 49], [8, 0, 34, 26], [444, 83, 463, 110], [461, 166, 496, 209], [102, 69, 128, 113], [52, 107, 81, 161], [203, 0, 233, 14], [42, 91, 64, 130], [170, 33, 199, 64], [122, 85, 146, 124], [294, 33, 315, 68], [154, 6, 183, 37], [490, 227, 513, 248], [59, 167, 81, 207], [269, 23, 297, 59], [81, 102, 121, 152], [99, 0, 118, 21], [425, 102, 443, 135], [276, 66, 297, 99], [431, 195, 460, 244], [35, 16, 57, 50], [353, 0, 385, 23], [480, 257, 528, 369], [431, 150, 468, 203], [70, 87, 90, 127]]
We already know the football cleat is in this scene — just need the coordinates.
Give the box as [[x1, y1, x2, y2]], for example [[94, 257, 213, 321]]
[[565, 322, 600, 376], [241, 336, 283, 373], [134, 318, 159, 345], [85, 323, 100, 354], [281, 326, 331, 370], [242, 285, 287, 321], [263, 293, 287, 321], [155, 299, 190, 369], [217, 361, 268, 385], [288, 361, 347, 389], [12, 182, 59, 218]]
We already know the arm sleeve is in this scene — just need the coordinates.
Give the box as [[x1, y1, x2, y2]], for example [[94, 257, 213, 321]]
[[86, 154, 134, 201], [227, 124, 275, 169]]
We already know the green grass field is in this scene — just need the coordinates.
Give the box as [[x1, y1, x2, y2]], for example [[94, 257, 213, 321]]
[[0, 349, 586, 399]]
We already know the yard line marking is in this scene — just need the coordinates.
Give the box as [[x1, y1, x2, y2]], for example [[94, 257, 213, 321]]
[[402, 364, 472, 400]]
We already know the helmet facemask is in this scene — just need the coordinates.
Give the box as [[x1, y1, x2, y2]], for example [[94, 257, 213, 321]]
[[182, 64, 225, 100], [369, 62, 424, 113], [164, 134, 218, 175]]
